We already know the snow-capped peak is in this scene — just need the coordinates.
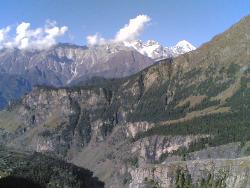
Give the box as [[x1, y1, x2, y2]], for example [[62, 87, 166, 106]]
[[173, 40, 196, 52], [145, 40, 160, 46], [124, 39, 196, 60]]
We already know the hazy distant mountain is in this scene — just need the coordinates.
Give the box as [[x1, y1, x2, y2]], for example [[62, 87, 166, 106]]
[[0, 43, 154, 108], [0, 43, 154, 85], [0, 73, 31, 108]]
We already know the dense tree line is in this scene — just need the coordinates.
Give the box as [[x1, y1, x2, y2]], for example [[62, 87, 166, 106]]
[[135, 75, 250, 156], [0, 147, 104, 188]]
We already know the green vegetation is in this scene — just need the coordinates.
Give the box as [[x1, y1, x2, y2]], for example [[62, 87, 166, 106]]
[[196, 79, 233, 97], [127, 156, 139, 168], [143, 177, 162, 188], [175, 168, 192, 188], [0, 176, 43, 188], [128, 63, 239, 123], [227, 63, 241, 76], [135, 76, 250, 154], [0, 146, 104, 188]]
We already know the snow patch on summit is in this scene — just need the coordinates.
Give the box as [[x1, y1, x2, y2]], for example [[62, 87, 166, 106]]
[[124, 39, 196, 60]]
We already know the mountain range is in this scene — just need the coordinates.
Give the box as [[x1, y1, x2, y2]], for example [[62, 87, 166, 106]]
[[124, 39, 196, 59], [0, 15, 250, 188], [0, 39, 194, 109]]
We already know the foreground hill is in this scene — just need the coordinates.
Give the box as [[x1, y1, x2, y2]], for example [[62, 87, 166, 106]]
[[0, 146, 104, 188], [0, 15, 250, 187]]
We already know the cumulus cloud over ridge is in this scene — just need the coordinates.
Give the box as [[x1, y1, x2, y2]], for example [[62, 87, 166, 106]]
[[86, 33, 106, 46], [114, 15, 151, 42], [86, 14, 151, 46], [0, 21, 68, 50], [0, 27, 11, 48]]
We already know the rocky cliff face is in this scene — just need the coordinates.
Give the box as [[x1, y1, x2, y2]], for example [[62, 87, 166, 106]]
[[1, 15, 250, 188], [129, 156, 250, 188], [4, 87, 119, 156]]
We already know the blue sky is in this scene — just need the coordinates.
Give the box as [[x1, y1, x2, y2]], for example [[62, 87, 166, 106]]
[[0, 0, 250, 47]]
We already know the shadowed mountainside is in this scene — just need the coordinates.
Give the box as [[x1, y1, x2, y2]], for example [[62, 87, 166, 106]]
[[0, 146, 104, 188]]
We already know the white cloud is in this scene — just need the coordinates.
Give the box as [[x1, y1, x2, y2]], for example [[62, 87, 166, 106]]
[[86, 33, 106, 46], [0, 26, 10, 48], [114, 15, 151, 42], [35, 25, 68, 49], [86, 14, 151, 46], [0, 21, 68, 50]]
